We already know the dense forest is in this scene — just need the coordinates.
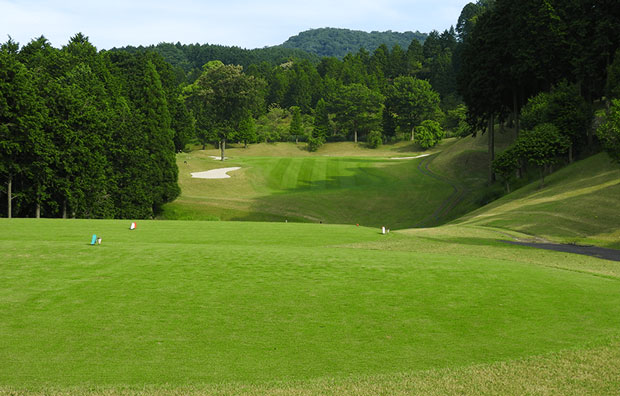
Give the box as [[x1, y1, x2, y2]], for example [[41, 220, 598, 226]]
[[280, 28, 427, 59], [2, 0, 620, 219], [112, 42, 319, 84], [0, 34, 188, 219]]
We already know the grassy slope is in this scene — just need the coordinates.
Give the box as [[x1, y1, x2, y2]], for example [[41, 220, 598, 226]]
[[455, 153, 620, 248], [1, 219, 620, 394], [164, 142, 452, 229]]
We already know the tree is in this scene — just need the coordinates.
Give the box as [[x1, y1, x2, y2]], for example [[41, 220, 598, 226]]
[[521, 82, 591, 163], [606, 49, 620, 101], [493, 146, 519, 192], [188, 63, 266, 160], [330, 83, 384, 142], [312, 98, 331, 143], [0, 44, 44, 218], [597, 99, 620, 162], [382, 105, 397, 140], [386, 77, 440, 141], [289, 106, 303, 144], [238, 115, 257, 148], [517, 123, 570, 187], [416, 120, 444, 149]]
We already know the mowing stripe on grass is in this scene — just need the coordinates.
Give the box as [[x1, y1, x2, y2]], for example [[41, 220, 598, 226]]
[[326, 158, 342, 189], [297, 158, 316, 190], [268, 158, 292, 190], [338, 159, 357, 189], [280, 158, 304, 191], [311, 158, 328, 190]]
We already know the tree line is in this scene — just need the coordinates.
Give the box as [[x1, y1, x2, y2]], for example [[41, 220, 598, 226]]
[[4, 0, 620, 219], [457, 0, 620, 187], [178, 26, 461, 155], [0, 34, 188, 219], [2, 28, 459, 219]]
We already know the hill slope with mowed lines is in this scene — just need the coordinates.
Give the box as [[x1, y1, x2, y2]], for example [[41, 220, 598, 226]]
[[454, 152, 620, 249]]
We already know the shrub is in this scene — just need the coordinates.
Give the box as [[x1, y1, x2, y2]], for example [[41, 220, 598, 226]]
[[307, 136, 325, 152], [366, 130, 383, 149], [416, 120, 444, 149]]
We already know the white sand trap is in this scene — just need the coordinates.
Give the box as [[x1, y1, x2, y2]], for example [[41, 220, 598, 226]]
[[191, 167, 241, 179], [390, 154, 432, 160], [208, 156, 228, 160]]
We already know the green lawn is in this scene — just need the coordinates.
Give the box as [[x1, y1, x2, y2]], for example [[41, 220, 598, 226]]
[[164, 148, 453, 229], [1, 219, 619, 394]]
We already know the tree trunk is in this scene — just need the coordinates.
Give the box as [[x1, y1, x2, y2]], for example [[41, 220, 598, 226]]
[[488, 115, 495, 184], [513, 89, 520, 136], [36, 202, 40, 219], [220, 138, 226, 161], [7, 174, 12, 219], [354, 129, 358, 143], [62, 199, 67, 219], [410, 126, 415, 142], [505, 181, 511, 193], [245, 140, 248, 149]]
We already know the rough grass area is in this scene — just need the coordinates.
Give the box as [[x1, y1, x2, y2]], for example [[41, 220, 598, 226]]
[[456, 153, 620, 248], [1, 219, 619, 393], [4, 344, 618, 395]]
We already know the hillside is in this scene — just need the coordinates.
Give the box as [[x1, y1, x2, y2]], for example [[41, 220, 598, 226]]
[[454, 152, 620, 249], [280, 27, 427, 58]]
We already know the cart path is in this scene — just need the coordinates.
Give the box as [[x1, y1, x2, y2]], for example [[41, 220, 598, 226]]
[[502, 240, 620, 262]]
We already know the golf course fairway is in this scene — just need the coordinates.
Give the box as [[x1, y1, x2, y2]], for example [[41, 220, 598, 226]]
[[1, 218, 619, 394]]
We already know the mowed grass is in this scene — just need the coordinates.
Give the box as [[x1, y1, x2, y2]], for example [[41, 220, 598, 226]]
[[456, 153, 620, 248], [164, 144, 452, 229], [1, 219, 620, 394]]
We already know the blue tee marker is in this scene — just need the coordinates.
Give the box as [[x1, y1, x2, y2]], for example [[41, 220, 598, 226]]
[[91, 234, 97, 245]]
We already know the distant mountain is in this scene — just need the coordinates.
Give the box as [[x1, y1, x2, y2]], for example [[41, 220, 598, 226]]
[[110, 42, 318, 76], [279, 28, 427, 58]]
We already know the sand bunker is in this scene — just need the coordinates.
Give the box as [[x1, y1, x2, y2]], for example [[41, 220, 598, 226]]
[[208, 156, 228, 160], [191, 167, 241, 179], [390, 154, 432, 160]]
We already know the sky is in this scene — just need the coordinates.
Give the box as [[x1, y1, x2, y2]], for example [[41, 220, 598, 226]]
[[1, 0, 470, 50]]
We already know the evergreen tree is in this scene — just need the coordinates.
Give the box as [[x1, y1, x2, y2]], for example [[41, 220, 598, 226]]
[[0, 42, 44, 218], [289, 106, 303, 143], [312, 98, 331, 141]]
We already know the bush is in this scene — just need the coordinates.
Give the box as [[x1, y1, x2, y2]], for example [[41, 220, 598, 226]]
[[366, 130, 383, 149], [416, 120, 444, 149], [307, 136, 325, 152]]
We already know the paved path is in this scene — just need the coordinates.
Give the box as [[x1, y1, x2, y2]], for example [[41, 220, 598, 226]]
[[502, 240, 620, 262]]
